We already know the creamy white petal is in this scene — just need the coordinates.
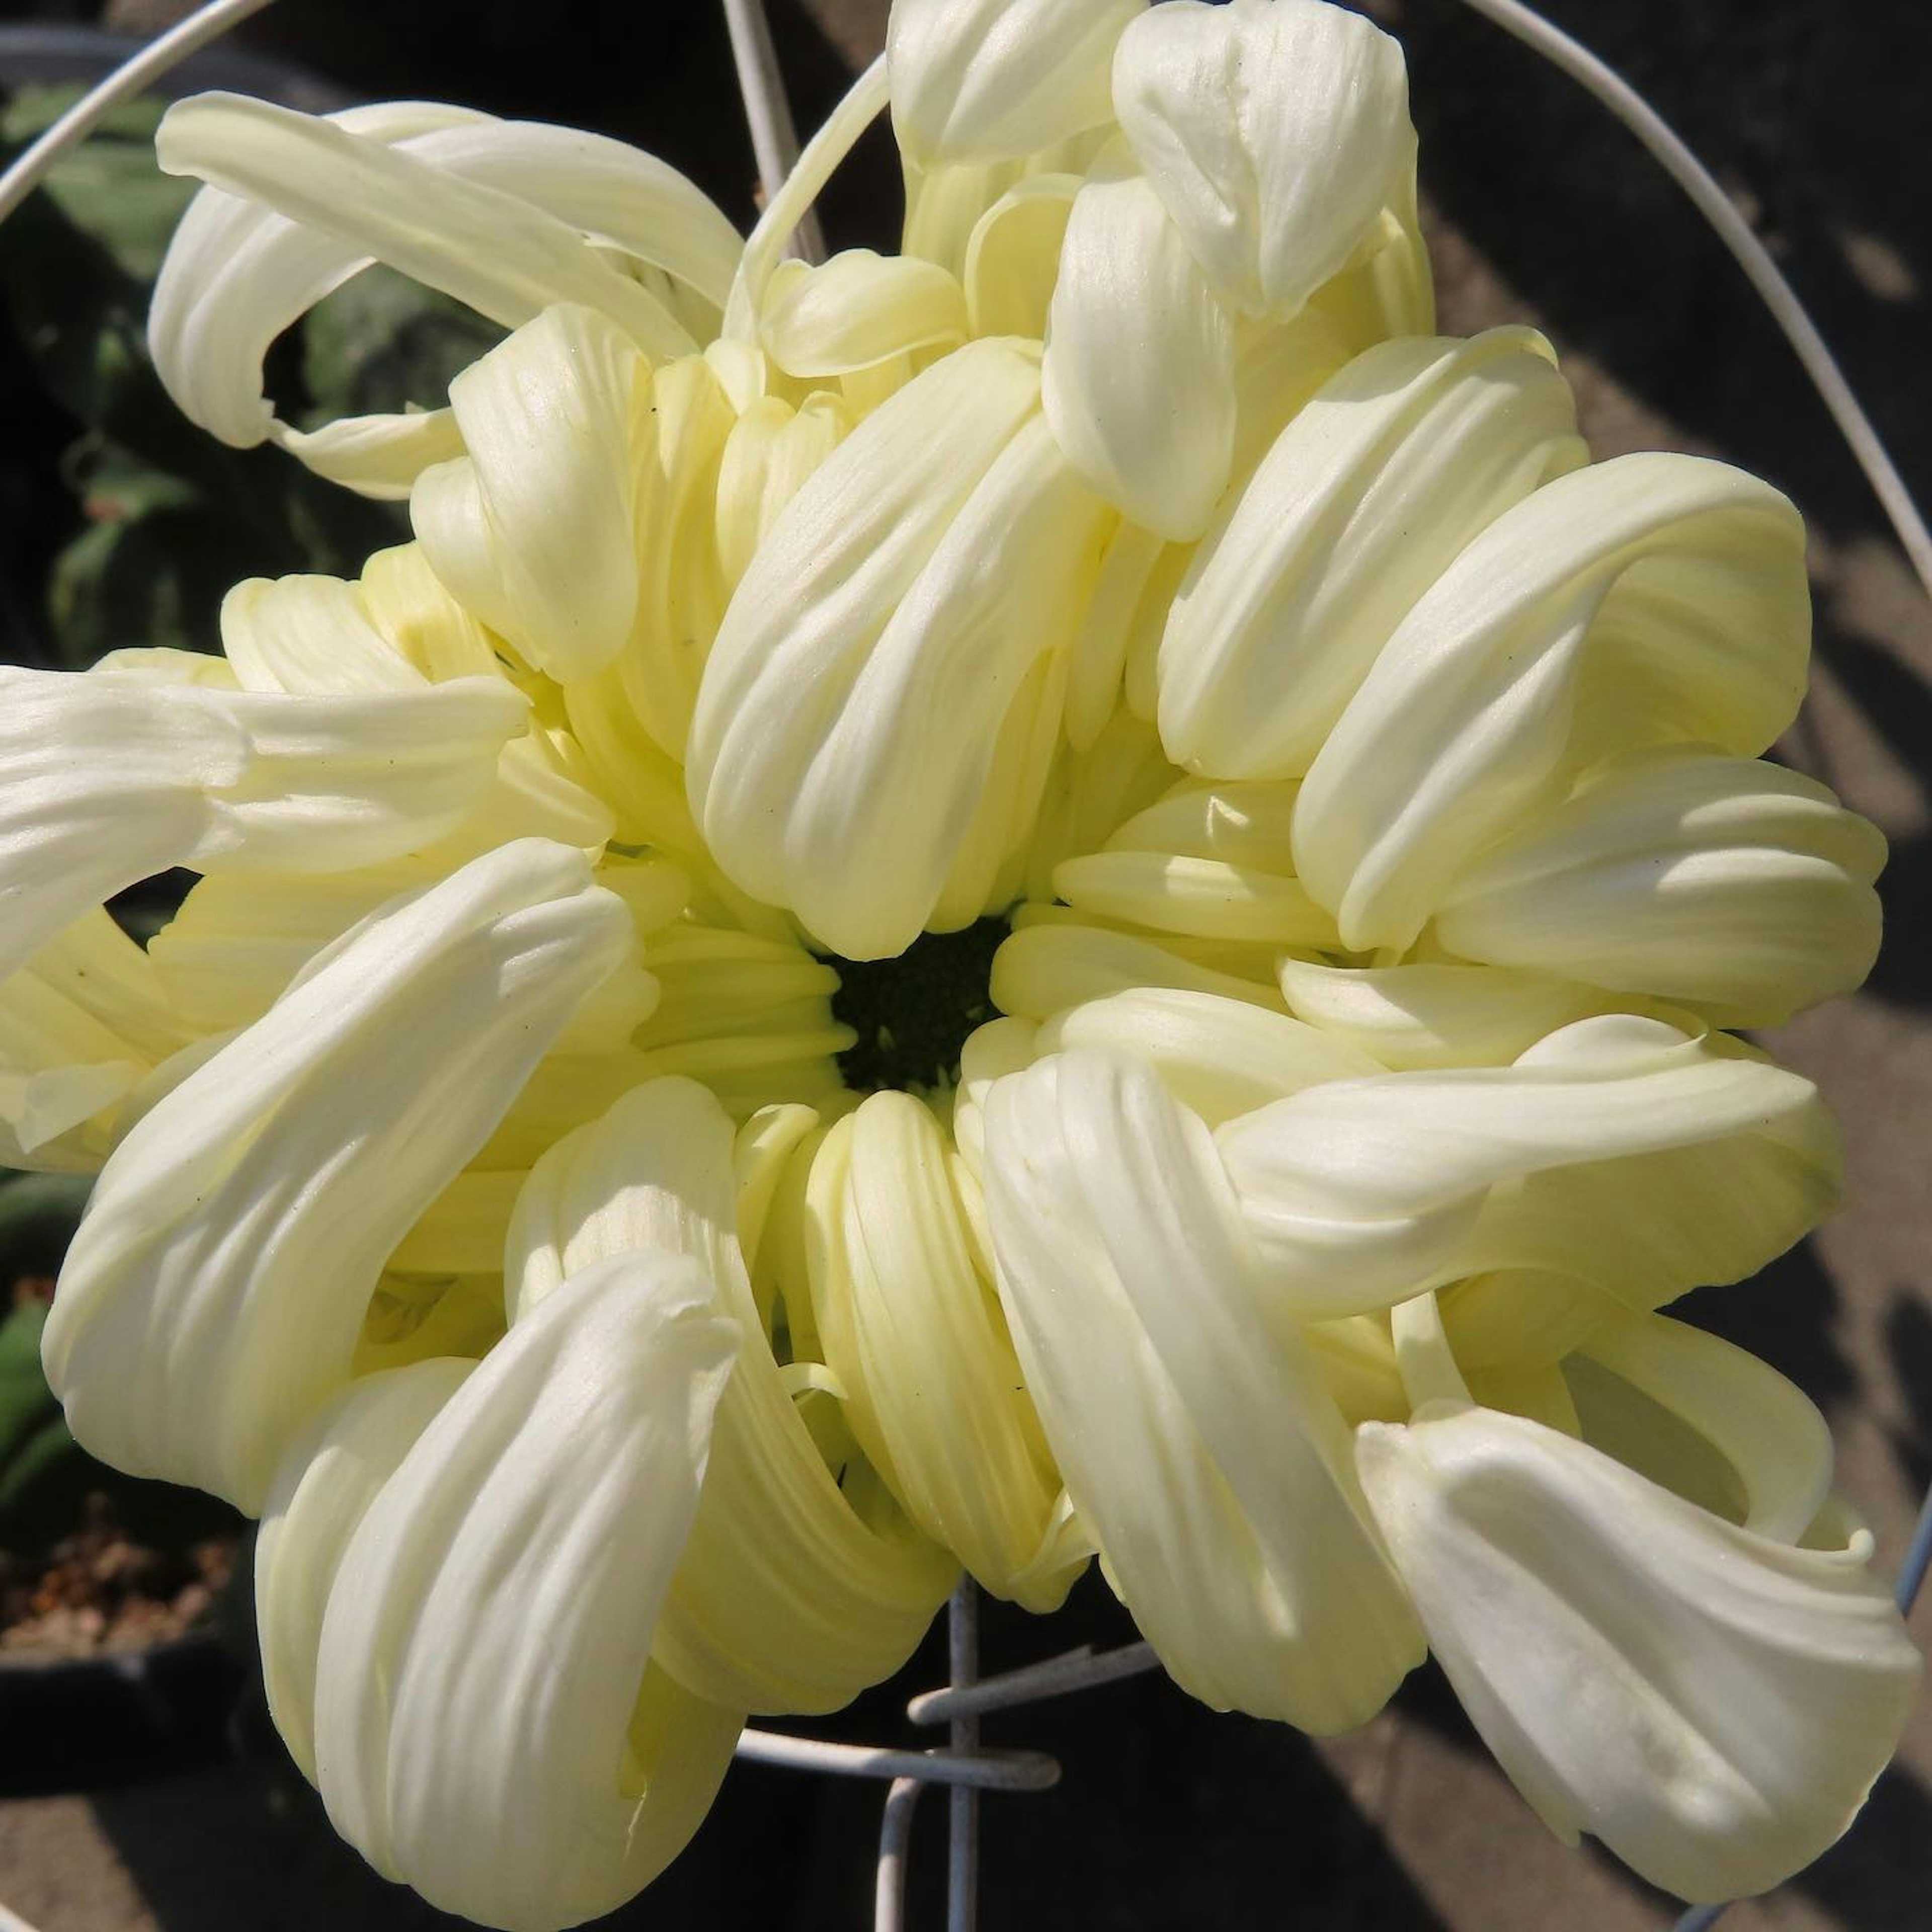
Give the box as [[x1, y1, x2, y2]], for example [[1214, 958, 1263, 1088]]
[[691, 341, 1109, 958], [412, 304, 648, 684], [152, 100, 738, 463], [42, 841, 635, 1510], [1112, 0, 1414, 318], [1277, 958, 1609, 1071], [808, 1093, 1080, 1609], [714, 392, 853, 597], [1294, 454, 1810, 951], [984, 1048, 1422, 1729], [0, 664, 527, 986], [1042, 144, 1236, 541], [1160, 330, 1583, 778], [991, 918, 1286, 1021], [1567, 1314, 1833, 1543], [155, 94, 699, 371], [313, 1254, 742, 1931], [1434, 747, 1886, 1025], [257, 1358, 472, 1781], [503, 1079, 956, 1714], [888, 0, 1143, 167], [760, 249, 966, 378], [1356, 1402, 1920, 1904], [1217, 1015, 1831, 1319], [1037, 987, 1380, 1126], [963, 172, 1081, 339]]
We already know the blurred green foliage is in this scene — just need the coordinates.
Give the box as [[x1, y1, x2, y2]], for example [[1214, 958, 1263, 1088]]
[[0, 81, 497, 670]]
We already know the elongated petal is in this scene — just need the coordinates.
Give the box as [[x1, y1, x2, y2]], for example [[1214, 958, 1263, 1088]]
[[42, 841, 634, 1510], [313, 1254, 743, 1931], [1112, 0, 1414, 318], [1356, 1403, 1920, 1904], [156, 95, 698, 365], [504, 1079, 955, 1714], [1294, 454, 1810, 951], [714, 392, 853, 598], [1434, 747, 1885, 1025], [760, 249, 966, 378], [692, 342, 1109, 958], [152, 100, 738, 465], [412, 304, 648, 683], [1567, 1315, 1834, 1543], [1160, 330, 1583, 778], [1036, 987, 1380, 1125], [257, 1358, 473, 1781], [964, 172, 1081, 339], [1217, 1015, 1831, 1319], [809, 1093, 1080, 1610], [0, 664, 527, 986], [1042, 145, 1235, 540], [984, 1048, 1422, 1730], [888, 0, 1143, 167]]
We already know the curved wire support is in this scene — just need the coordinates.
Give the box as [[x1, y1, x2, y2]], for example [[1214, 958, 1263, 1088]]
[[0, 0, 276, 226], [1452, 0, 1932, 607]]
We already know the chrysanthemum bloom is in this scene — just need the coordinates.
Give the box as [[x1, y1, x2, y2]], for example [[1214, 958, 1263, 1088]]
[[4, 1, 1916, 1925]]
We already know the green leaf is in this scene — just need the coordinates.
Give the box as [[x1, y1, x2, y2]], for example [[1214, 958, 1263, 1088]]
[[302, 265, 502, 427]]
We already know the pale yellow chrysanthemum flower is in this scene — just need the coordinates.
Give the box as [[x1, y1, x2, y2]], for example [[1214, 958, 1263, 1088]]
[[4, 1, 1916, 1926]]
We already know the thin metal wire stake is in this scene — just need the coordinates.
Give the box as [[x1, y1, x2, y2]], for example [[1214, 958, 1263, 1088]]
[[0, 0, 276, 226], [947, 1583, 981, 1932], [720, 0, 825, 265], [876, 1777, 925, 1932]]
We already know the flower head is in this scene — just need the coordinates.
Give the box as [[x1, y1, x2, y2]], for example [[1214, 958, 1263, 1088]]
[[6, 1, 1916, 1924]]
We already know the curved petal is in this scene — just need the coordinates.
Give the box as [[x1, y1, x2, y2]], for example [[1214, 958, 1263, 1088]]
[[887, 0, 1142, 168], [964, 172, 1081, 339], [983, 1048, 1423, 1730], [412, 304, 648, 684], [0, 663, 528, 986], [1041, 144, 1235, 541], [151, 100, 739, 463], [692, 342, 1109, 958], [760, 249, 967, 378], [42, 841, 635, 1510], [1434, 747, 1886, 1025], [1159, 329, 1583, 779], [1216, 1015, 1832, 1319], [1112, 0, 1414, 318], [1293, 453, 1810, 951], [714, 392, 853, 597], [808, 1093, 1081, 1610], [257, 1358, 473, 1781], [1568, 1314, 1834, 1542], [1356, 1402, 1920, 1904], [503, 1079, 956, 1715], [312, 1253, 743, 1931], [154, 94, 698, 367]]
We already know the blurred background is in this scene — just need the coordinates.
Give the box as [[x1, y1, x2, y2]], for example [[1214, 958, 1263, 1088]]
[[0, 1, 1926, 1926]]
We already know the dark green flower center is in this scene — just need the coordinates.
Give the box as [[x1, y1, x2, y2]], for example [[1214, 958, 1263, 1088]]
[[828, 917, 1008, 1095]]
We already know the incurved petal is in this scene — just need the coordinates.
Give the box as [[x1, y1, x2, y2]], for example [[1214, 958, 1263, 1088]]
[[1041, 144, 1235, 541], [692, 341, 1109, 958], [1356, 1402, 1920, 1904], [964, 172, 1081, 339], [503, 1079, 956, 1715], [1567, 1314, 1834, 1543], [412, 304, 648, 684], [155, 94, 698, 370], [1112, 0, 1414, 318], [808, 1093, 1081, 1610], [714, 392, 853, 597], [0, 664, 527, 987], [1217, 1015, 1832, 1319], [257, 1358, 473, 1781], [152, 100, 739, 463], [984, 1048, 1422, 1730], [1294, 453, 1810, 951], [42, 841, 635, 1510], [312, 1254, 742, 1932], [887, 0, 1143, 168], [1159, 330, 1583, 779], [1434, 747, 1886, 1026], [760, 249, 967, 378]]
